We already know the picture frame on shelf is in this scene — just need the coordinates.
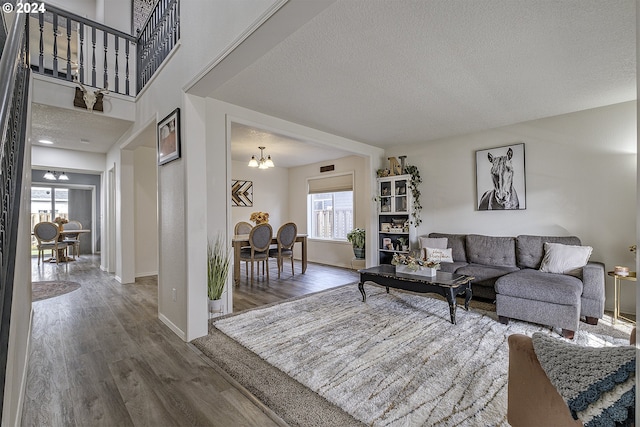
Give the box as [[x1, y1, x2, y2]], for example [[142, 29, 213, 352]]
[[383, 237, 393, 250], [157, 108, 181, 165]]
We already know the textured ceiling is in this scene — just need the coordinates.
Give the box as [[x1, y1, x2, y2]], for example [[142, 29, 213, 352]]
[[231, 122, 355, 168], [32, 0, 637, 161], [31, 103, 133, 153], [211, 0, 637, 148]]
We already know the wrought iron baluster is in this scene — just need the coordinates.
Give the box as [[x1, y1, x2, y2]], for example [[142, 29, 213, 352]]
[[125, 41, 130, 95], [65, 17, 71, 80], [38, 13, 44, 72], [91, 27, 96, 87], [103, 31, 108, 89], [52, 13, 58, 77], [79, 22, 84, 83], [114, 35, 119, 93]]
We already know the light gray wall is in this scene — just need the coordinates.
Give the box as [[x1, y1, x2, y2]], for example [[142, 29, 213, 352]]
[[387, 101, 637, 314]]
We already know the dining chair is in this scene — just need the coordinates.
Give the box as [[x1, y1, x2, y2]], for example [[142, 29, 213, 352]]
[[235, 221, 254, 275], [62, 220, 82, 259], [33, 221, 68, 265], [269, 222, 297, 278], [234, 221, 253, 235], [239, 223, 272, 283]]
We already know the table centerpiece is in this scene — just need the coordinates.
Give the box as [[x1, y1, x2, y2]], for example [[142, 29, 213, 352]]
[[392, 252, 440, 276]]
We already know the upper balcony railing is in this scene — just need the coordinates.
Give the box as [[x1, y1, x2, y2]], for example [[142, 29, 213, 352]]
[[137, 0, 180, 92], [29, 0, 180, 96]]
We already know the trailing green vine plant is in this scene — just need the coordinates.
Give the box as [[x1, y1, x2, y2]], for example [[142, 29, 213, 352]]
[[404, 165, 422, 227]]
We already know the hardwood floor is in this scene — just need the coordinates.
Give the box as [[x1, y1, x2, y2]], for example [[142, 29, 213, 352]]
[[22, 254, 359, 426], [233, 260, 360, 311]]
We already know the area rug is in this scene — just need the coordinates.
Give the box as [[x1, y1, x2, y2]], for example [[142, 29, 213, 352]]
[[192, 284, 631, 427], [32, 281, 81, 301]]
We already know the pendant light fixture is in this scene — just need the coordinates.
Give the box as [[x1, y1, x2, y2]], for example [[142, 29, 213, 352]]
[[248, 146, 275, 169], [43, 171, 70, 181]]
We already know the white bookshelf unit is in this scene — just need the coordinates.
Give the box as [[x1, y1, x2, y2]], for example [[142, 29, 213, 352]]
[[377, 174, 415, 265]]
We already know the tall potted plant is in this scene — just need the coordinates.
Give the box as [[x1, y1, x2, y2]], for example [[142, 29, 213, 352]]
[[347, 228, 366, 259], [207, 234, 231, 314]]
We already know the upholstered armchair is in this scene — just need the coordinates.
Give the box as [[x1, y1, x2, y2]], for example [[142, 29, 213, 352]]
[[507, 328, 636, 426]]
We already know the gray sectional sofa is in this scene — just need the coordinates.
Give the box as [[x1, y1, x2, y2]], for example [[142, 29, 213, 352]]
[[425, 233, 606, 338]]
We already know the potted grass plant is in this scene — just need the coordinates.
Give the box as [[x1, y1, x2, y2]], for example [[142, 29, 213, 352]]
[[207, 234, 231, 314]]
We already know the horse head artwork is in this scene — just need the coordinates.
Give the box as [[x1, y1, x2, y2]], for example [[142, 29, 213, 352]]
[[478, 147, 520, 210]]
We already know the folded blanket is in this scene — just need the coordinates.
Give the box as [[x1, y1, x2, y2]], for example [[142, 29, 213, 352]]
[[532, 332, 635, 427]]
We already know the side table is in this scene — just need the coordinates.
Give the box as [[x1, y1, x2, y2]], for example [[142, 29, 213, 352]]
[[607, 271, 636, 324]]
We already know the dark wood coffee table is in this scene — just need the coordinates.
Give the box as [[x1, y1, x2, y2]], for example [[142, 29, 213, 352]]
[[358, 265, 474, 324]]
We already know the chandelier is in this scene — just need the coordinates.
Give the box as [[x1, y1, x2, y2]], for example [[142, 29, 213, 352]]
[[248, 146, 275, 169], [43, 171, 69, 181]]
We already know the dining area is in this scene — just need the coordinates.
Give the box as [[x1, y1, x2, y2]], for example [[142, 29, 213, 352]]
[[32, 217, 90, 264], [232, 215, 307, 285]]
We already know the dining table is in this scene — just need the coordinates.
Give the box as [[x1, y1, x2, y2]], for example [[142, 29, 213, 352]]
[[232, 233, 307, 285], [55, 229, 91, 262]]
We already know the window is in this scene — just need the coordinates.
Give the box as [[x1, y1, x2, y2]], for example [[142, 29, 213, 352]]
[[307, 174, 354, 240]]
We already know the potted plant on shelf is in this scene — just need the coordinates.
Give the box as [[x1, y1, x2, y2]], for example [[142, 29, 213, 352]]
[[397, 237, 409, 252], [347, 228, 366, 259], [207, 234, 231, 314]]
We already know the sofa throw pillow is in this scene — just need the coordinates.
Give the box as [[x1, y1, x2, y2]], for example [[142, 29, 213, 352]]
[[539, 242, 593, 276], [424, 247, 454, 263], [419, 237, 448, 250]]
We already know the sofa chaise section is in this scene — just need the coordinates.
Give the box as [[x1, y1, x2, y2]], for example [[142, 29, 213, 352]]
[[423, 232, 605, 338]]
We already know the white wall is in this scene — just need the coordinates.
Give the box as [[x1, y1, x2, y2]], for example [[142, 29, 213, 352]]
[[121, 0, 283, 342], [387, 101, 637, 314], [98, 0, 131, 34], [289, 155, 370, 268], [32, 145, 106, 173], [31, 75, 136, 121], [48, 0, 96, 19], [231, 160, 289, 227], [134, 146, 158, 277]]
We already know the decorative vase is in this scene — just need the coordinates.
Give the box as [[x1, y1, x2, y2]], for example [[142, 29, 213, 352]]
[[353, 247, 365, 259], [208, 298, 224, 314]]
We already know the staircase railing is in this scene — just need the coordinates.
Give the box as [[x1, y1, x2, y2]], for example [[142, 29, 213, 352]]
[[136, 0, 180, 92], [29, 0, 181, 96], [0, 9, 30, 416], [29, 3, 137, 96]]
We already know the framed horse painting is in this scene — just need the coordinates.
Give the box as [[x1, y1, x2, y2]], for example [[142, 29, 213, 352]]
[[476, 143, 526, 210]]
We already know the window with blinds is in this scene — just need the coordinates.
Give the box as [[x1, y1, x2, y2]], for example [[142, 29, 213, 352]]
[[307, 174, 354, 240]]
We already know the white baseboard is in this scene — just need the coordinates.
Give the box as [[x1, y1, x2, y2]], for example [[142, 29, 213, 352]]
[[135, 271, 158, 278], [10, 308, 33, 427], [158, 313, 186, 341]]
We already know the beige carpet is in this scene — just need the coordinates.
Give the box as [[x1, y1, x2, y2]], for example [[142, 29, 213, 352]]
[[193, 284, 632, 427]]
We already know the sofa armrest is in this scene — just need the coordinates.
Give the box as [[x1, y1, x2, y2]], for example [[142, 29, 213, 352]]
[[581, 261, 605, 301], [507, 334, 581, 427]]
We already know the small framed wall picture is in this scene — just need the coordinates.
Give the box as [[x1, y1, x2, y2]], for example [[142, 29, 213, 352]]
[[157, 108, 181, 165]]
